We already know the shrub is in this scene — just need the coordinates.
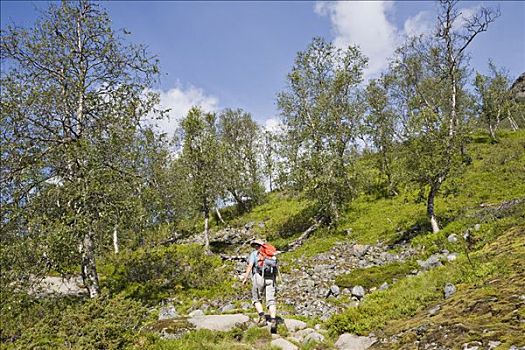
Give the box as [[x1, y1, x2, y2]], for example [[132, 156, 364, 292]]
[[103, 244, 231, 304], [335, 261, 417, 289], [3, 293, 147, 349]]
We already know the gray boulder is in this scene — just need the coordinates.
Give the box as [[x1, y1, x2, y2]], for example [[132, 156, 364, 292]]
[[351, 285, 365, 299], [303, 332, 325, 344], [271, 338, 298, 350], [220, 303, 235, 313], [188, 314, 250, 331], [294, 328, 315, 341], [335, 333, 377, 350], [283, 318, 307, 332]]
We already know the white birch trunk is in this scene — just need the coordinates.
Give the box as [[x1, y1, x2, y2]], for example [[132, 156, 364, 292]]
[[215, 207, 226, 225], [80, 232, 100, 298], [113, 224, 119, 254], [204, 211, 210, 253]]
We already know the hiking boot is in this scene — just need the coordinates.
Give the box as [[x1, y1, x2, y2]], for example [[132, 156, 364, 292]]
[[256, 315, 267, 327], [270, 318, 277, 334]]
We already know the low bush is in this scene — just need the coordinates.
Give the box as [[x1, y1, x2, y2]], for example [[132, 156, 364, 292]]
[[102, 244, 233, 304], [335, 261, 417, 289], [2, 293, 147, 350]]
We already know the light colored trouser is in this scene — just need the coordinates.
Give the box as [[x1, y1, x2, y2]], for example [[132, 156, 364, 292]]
[[251, 273, 276, 307]]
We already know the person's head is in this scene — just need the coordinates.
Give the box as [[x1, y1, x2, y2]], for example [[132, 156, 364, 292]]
[[250, 239, 264, 250]]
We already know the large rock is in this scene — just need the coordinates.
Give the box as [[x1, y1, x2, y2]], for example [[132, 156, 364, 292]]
[[271, 338, 298, 350], [335, 333, 377, 350], [303, 331, 325, 344], [283, 318, 307, 332], [293, 328, 315, 341], [188, 314, 250, 331]]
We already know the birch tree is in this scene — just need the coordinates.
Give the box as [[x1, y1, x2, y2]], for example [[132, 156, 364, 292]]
[[1, 0, 160, 297], [474, 62, 521, 141], [217, 108, 264, 212], [277, 37, 367, 224], [179, 107, 222, 253], [390, 0, 499, 233]]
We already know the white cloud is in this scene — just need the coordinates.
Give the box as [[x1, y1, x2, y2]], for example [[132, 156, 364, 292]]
[[315, 2, 440, 78], [315, 1, 399, 78], [146, 84, 219, 138], [455, 5, 482, 31], [403, 11, 433, 38]]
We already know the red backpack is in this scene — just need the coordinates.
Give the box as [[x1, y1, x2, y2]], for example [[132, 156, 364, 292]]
[[256, 243, 278, 277]]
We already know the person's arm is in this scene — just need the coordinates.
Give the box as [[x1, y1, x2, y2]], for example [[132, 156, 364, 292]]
[[242, 261, 253, 284]]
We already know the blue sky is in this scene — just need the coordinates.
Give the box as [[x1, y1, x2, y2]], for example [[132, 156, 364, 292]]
[[2, 1, 524, 136]]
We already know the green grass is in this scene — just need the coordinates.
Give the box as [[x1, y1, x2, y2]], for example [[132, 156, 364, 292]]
[[327, 219, 524, 337], [335, 261, 418, 290], [229, 191, 312, 245]]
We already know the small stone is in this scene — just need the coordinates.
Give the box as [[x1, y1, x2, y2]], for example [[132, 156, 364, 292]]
[[447, 253, 458, 262], [428, 305, 441, 316], [314, 323, 322, 330], [158, 305, 178, 320], [220, 303, 235, 313], [379, 282, 389, 291], [352, 285, 365, 299], [474, 224, 481, 231], [448, 234, 458, 243], [330, 285, 340, 297], [418, 254, 443, 270], [462, 341, 482, 350], [444, 283, 456, 299], [188, 309, 205, 317], [270, 338, 299, 350], [303, 331, 325, 344], [488, 340, 501, 349]]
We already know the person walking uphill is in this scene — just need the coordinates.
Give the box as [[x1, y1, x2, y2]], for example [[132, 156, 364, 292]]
[[242, 239, 279, 333]]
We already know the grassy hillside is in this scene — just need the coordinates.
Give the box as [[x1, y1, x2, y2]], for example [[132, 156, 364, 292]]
[[223, 130, 525, 348], [2, 131, 523, 350]]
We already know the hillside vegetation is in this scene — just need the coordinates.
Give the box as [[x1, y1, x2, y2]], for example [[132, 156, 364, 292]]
[[2, 1, 524, 349]]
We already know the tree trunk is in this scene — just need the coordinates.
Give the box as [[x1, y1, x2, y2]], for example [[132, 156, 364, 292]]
[[489, 123, 497, 141], [507, 114, 519, 131], [215, 207, 226, 225], [203, 210, 210, 253], [286, 218, 325, 252], [113, 224, 119, 254], [80, 232, 100, 298], [427, 185, 440, 233]]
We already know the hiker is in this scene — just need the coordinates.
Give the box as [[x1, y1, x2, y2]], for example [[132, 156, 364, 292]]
[[242, 239, 279, 331]]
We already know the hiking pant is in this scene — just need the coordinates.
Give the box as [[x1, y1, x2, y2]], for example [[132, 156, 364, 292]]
[[251, 273, 276, 307]]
